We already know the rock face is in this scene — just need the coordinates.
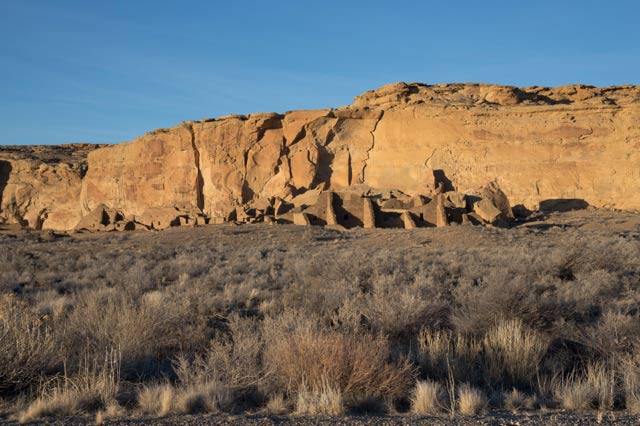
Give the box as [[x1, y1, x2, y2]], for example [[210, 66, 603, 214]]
[[0, 144, 104, 230], [2, 82, 640, 230]]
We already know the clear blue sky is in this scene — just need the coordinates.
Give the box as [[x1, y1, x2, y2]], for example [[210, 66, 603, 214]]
[[1, 1, 639, 145]]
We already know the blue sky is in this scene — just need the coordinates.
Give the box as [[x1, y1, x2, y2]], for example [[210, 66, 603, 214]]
[[1, 1, 639, 145]]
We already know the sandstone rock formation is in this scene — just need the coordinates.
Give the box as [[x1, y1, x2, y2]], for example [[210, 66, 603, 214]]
[[1, 82, 639, 231], [0, 144, 104, 230]]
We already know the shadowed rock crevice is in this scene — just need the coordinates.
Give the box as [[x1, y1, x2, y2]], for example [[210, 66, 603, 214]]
[[186, 124, 205, 212], [361, 110, 384, 183], [0, 160, 11, 211], [539, 198, 590, 213]]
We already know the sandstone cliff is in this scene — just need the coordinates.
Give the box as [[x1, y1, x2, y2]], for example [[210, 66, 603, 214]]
[[2, 82, 639, 230], [0, 144, 104, 230]]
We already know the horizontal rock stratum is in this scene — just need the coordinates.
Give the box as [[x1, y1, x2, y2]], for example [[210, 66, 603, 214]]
[[1, 82, 639, 230]]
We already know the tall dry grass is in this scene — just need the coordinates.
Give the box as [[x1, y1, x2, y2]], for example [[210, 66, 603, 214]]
[[19, 349, 121, 422], [482, 319, 548, 389], [621, 347, 640, 413], [0, 303, 59, 396], [417, 328, 481, 384]]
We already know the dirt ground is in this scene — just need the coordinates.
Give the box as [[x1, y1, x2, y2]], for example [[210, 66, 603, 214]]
[[2, 411, 639, 425]]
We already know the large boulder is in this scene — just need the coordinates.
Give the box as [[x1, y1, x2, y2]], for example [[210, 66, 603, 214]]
[[480, 181, 514, 219]]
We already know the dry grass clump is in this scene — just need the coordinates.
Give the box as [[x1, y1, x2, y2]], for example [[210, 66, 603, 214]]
[[410, 380, 443, 415], [264, 393, 289, 415], [19, 350, 121, 422], [19, 388, 81, 421], [418, 320, 547, 391], [457, 383, 487, 416], [137, 377, 233, 416], [553, 374, 594, 411], [585, 362, 616, 410], [138, 382, 229, 417], [482, 319, 548, 388], [138, 384, 175, 417], [174, 382, 229, 415], [135, 316, 263, 418], [95, 402, 125, 425], [503, 388, 526, 413], [552, 362, 616, 411], [294, 380, 344, 416], [263, 313, 414, 408], [625, 386, 640, 414]]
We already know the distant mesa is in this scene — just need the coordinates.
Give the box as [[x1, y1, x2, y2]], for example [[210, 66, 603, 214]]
[[1, 82, 639, 231]]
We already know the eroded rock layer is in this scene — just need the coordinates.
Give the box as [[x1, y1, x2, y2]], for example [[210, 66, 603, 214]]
[[2, 82, 639, 230]]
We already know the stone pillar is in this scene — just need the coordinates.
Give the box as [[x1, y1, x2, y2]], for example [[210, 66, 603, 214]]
[[293, 212, 310, 226], [436, 194, 448, 227], [325, 192, 338, 226], [401, 211, 416, 229], [363, 197, 376, 229]]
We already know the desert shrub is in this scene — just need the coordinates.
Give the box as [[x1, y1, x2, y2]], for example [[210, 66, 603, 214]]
[[171, 316, 265, 413], [482, 319, 548, 389], [263, 312, 415, 407], [410, 380, 443, 415], [339, 273, 449, 341], [174, 316, 263, 388], [549, 236, 640, 278], [578, 310, 640, 358], [450, 271, 563, 335], [0, 303, 59, 395], [59, 289, 208, 378]]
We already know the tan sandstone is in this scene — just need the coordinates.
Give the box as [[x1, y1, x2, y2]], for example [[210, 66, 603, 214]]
[[2, 82, 640, 230]]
